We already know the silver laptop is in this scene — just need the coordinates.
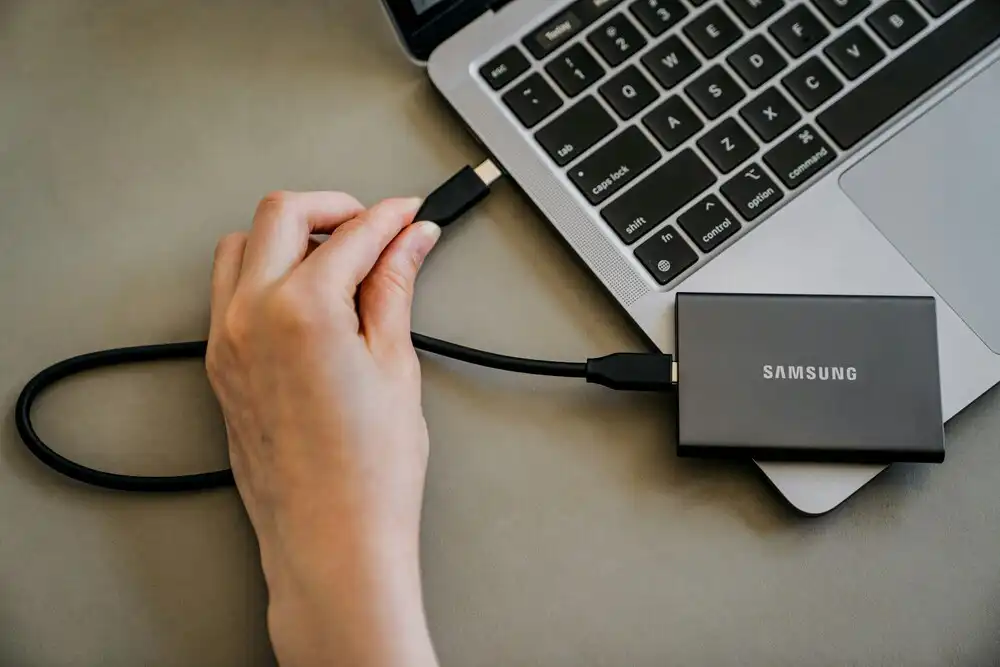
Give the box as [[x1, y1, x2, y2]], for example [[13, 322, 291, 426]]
[[382, 0, 1000, 515]]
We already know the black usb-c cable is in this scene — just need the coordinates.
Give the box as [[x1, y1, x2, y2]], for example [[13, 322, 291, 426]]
[[15, 159, 676, 493]]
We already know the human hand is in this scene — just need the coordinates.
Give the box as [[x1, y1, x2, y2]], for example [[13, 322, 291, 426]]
[[206, 191, 441, 667]]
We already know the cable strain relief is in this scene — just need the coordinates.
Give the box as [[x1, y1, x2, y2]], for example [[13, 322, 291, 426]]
[[585, 353, 676, 392]]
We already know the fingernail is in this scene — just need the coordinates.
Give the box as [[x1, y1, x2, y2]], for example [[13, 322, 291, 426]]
[[413, 221, 441, 262], [403, 196, 423, 211]]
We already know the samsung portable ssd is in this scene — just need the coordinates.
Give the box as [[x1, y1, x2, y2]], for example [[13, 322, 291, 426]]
[[675, 293, 944, 464]]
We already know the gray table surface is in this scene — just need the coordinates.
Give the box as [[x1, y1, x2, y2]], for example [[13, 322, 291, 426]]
[[3, 2, 1000, 665]]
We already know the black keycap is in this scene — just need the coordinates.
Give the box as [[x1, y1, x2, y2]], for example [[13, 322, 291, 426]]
[[588, 13, 647, 66], [867, 1, 927, 49], [600, 66, 660, 119], [635, 225, 700, 284], [812, 0, 870, 26], [642, 36, 702, 88], [546, 44, 606, 96], [684, 5, 744, 58], [644, 96, 704, 149], [697, 118, 760, 173], [535, 96, 617, 166], [824, 27, 885, 80], [678, 195, 741, 252], [727, 35, 788, 89], [569, 127, 661, 204], [818, 0, 1000, 149], [523, 0, 628, 59], [502, 73, 564, 128], [524, 9, 586, 59], [689, 0, 709, 5], [686, 66, 746, 119], [916, 0, 961, 17], [770, 4, 830, 57], [480, 47, 530, 90], [721, 162, 784, 220], [783, 56, 843, 110], [740, 87, 801, 142], [630, 0, 688, 36], [602, 149, 716, 243], [763, 124, 837, 188], [727, 0, 785, 28]]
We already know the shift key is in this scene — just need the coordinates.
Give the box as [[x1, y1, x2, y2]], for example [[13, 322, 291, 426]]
[[601, 149, 716, 243], [569, 127, 660, 205]]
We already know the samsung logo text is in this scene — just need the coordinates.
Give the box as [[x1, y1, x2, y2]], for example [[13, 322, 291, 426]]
[[762, 365, 858, 382]]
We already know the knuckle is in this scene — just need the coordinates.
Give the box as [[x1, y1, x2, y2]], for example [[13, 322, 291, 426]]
[[214, 232, 246, 261], [256, 190, 295, 218]]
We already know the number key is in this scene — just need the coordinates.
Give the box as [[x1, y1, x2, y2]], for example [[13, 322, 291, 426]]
[[629, 0, 688, 36], [546, 44, 606, 96], [502, 73, 564, 128], [588, 13, 647, 67]]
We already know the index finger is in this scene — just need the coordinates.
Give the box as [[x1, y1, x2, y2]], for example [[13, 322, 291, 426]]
[[239, 190, 365, 289]]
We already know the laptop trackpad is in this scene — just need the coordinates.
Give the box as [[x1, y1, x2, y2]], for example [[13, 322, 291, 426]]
[[841, 58, 1000, 354]]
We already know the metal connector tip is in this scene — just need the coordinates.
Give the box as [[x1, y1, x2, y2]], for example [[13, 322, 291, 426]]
[[474, 159, 503, 187]]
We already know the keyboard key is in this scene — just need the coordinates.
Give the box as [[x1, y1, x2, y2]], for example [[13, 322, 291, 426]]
[[867, 1, 927, 49], [727, 35, 788, 89], [602, 149, 716, 242], [689, 0, 709, 5], [783, 56, 843, 110], [535, 96, 617, 166], [546, 44, 606, 96], [635, 225, 699, 284], [721, 163, 784, 220], [678, 195, 741, 252], [600, 66, 660, 119], [916, 0, 961, 17], [524, 9, 586, 59], [770, 4, 829, 57], [588, 13, 647, 66], [523, 0, 627, 58], [726, 0, 785, 28], [698, 117, 759, 173], [642, 36, 702, 88], [812, 0, 870, 26], [686, 66, 746, 119], [644, 96, 704, 149], [818, 0, 1000, 149], [684, 5, 744, 58], [763, 125, 837, 188], [502, 74, 564, 127], [480, 47, 530, 90], [630, 0, 688, 36], [824, 27, 885, 80], [569, 127, 660, 204], [740, 87, 801, 141]]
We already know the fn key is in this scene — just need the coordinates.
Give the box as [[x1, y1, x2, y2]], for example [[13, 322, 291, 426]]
[[635, 226, 698, 285]]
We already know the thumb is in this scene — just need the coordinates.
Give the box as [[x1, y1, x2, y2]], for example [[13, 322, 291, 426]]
[[358, 220, 441, 357]]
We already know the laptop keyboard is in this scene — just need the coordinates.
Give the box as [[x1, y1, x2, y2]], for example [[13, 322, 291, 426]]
[[480, 0, 1000, 287]]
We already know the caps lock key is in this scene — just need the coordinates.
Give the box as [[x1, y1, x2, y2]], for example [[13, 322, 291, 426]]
[[569, 127, 660, 205]]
